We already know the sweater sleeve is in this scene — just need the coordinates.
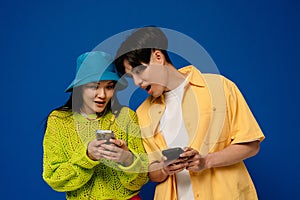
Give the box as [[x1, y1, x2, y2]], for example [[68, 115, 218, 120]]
[[114, 108, 149, 191], [42, 111, 100, 192]]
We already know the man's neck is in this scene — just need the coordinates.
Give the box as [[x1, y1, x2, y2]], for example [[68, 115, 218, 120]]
[[164, 65, 188, 92]]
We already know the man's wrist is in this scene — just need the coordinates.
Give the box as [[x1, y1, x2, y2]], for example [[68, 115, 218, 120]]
[[161, 167, 168, 176]]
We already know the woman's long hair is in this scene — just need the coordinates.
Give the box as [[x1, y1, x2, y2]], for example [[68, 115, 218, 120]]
[[43, 83, 123, 131]]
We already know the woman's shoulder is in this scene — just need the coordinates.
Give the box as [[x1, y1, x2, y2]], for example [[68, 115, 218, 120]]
[[48, 109, 73, 119], [115, 106, 138, 121], [117, 106, 136, 115]]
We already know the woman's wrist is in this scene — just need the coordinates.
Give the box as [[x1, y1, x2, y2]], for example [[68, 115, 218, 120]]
[[87, 148, 98, 161], [122, 151, 134, 166]]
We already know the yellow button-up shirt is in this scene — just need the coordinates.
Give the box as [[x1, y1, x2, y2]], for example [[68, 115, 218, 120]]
[[137, 66, 265, 200]]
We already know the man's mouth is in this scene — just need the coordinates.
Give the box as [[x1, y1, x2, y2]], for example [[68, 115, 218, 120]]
[[145, 85, 151, 92]]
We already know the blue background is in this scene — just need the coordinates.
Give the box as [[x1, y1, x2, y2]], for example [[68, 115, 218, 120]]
[[1, 0, 299, 199]]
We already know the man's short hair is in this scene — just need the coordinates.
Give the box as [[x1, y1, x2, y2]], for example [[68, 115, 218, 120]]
[[115, 26, 172, 76]]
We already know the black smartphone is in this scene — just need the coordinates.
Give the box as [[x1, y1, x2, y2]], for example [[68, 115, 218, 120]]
[[95, 130, 115, 144], [162, 147, 184, 161]]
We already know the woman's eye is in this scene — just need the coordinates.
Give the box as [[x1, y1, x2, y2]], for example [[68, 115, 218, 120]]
[[106, 85, 114, 90], [88, 85, 98, 89]]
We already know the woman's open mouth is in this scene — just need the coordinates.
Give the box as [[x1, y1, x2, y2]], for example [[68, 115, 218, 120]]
[[95, 101, 105, 107]]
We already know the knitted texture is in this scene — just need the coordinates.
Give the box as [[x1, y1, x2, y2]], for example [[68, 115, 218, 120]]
[[43, 107, 148, 200]]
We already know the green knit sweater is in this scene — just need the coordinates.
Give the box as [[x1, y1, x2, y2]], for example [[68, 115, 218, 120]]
[[43, 107, 149, 200]]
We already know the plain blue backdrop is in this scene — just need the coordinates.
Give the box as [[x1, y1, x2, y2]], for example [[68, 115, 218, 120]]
[[0, 0, 299, 199]]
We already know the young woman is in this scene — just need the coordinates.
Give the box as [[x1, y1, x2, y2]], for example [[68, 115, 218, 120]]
[[43, 51, 148, 200]]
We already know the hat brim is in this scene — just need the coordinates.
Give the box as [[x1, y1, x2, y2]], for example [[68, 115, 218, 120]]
[[65, 72, 127, 92]]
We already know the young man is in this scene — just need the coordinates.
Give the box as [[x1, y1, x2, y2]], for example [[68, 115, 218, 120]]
[[115, 27, 265, 200]]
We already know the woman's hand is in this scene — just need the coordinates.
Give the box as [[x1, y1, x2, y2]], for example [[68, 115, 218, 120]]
[[98, 139, 134, 166], [87, 139, 107, 161]]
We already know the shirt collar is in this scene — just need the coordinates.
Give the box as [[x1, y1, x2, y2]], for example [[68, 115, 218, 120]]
[[179, 65, 206, 87], [73, 110, 114, 122], [150, 65, 205, 104]]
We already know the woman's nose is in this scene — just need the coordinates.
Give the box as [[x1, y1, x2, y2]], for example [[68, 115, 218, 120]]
[[96, 88, 105, 98]]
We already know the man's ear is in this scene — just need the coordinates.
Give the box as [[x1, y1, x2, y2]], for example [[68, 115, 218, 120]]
[[151, 50, 165, 64]]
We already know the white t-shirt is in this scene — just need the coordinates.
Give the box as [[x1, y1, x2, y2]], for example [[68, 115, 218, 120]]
[[160, 77, 194, 200]]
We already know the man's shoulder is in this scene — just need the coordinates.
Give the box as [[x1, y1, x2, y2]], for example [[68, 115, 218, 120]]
[[179, 65, 232, 82], [202, 73, 226, 81], [136, 96, 153, 113]]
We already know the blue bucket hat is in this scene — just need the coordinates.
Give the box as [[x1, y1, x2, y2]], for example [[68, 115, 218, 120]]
[[65, 51, 126, 92]]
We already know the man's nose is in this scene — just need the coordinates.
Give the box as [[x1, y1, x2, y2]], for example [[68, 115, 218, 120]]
[[133, 75, 144, 86]]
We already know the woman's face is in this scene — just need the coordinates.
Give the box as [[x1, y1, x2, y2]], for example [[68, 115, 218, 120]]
[[80, 80, 115, 114]]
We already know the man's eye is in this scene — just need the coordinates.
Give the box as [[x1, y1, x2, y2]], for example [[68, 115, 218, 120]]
[[124, 73, 133, 78], [132, 65, 147, 74], [134, 69, 142, 74]]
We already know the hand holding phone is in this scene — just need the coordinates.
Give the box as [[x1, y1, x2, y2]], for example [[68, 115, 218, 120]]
[[162, 147, 184, 161], [95, 130, 115, 144]]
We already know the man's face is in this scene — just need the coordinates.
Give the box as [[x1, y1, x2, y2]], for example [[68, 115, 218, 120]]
[[123, 59, 168, 98]]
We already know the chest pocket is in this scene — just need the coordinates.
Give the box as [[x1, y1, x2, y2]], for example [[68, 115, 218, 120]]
[[199, 74, 227, 154]]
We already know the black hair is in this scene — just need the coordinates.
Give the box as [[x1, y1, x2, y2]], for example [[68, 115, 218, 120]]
[[55, 83, 123, 116], [42, 82, 123, 131], [56, 86, 84, 113], [115, 26, 172, 76]]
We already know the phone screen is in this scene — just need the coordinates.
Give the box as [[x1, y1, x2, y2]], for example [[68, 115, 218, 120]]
[[95, 130, 115, 143], [162, 147, 184, 161]]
